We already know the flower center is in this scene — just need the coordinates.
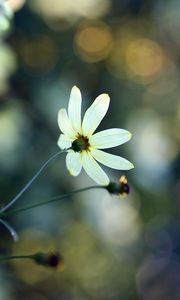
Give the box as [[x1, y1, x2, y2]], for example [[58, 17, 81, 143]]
[[72, 135, 90, 152]]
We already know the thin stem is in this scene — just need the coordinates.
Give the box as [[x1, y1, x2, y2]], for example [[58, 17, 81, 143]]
[[0, 219, 19, 241], [0, 185, 105, 218], [0, 254, 34, 262], [0, 150, 66, 213]]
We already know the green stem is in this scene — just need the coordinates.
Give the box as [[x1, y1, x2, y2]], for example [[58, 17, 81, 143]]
[[0, 150, 66, 213], [0, 185, 105, 218], [0, 254, 34, 262]]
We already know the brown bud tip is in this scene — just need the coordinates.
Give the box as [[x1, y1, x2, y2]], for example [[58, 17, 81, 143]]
[[119, 176, 130, 196]]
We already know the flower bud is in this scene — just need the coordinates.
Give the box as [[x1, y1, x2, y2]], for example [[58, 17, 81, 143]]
[[106, 175, 130, 197], [33, 251, 64, 270]]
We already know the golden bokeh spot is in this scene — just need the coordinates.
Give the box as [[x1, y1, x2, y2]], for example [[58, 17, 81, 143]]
[[126, 38, 165, 83], [74, 22, 113, 63], [106, 20, 152, 80]]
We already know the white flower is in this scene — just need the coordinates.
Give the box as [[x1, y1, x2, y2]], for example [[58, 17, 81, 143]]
[[0, 0, 13, 33], [57, 86, 134, 185]]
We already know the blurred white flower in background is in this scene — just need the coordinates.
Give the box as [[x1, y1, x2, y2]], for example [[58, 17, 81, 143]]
[[8, 0, 26, 12], [0, 0, 13, 34], [127, 109, 178, 189], [29, 0, 110, 28], [98, 195, 141, 246], [78, 187, 141, 248]]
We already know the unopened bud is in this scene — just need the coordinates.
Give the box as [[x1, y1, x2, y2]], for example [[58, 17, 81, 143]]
[[33, 251, 64, 270], [106, 175, 130, 197]]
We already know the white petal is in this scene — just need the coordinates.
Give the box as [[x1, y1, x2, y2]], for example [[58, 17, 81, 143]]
[[82, 94, 110, 137], [81, 151, 109, 185], [66, 151, 82, 176], [68, 86, 82, 133], [91, 149, 134, 170], [58, 108, 77, 139], [90, 128, 132, 149], [57, 134, 72, 150]]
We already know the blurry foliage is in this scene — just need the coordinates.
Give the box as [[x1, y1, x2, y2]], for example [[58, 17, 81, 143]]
[[0, 0, 179, 299]]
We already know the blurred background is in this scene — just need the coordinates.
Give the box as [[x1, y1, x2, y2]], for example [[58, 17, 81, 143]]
[[0, 0, 180, 299]]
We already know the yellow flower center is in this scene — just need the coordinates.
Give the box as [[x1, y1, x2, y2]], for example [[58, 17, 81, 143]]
[[72, 135, 90, 152]]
